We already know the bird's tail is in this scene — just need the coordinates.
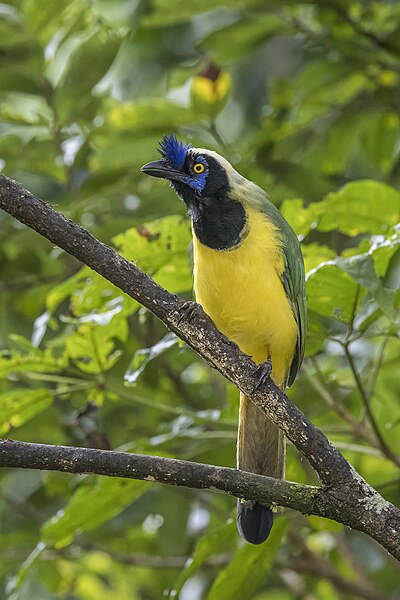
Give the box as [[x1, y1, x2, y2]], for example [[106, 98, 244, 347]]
[[236, 391, 285, 544]]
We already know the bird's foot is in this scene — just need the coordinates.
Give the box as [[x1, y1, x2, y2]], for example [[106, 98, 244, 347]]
[[176, 301, 199, 326], [253, 357, 272, 393]]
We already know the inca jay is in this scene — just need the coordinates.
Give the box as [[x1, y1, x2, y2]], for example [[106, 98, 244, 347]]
[[141, 135, 307, 544]]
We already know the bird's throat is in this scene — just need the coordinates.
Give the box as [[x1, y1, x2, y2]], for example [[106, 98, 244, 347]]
[[189, 196, 248, 251]]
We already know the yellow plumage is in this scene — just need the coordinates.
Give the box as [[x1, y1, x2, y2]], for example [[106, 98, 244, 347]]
[[193, 205, 298, 387]]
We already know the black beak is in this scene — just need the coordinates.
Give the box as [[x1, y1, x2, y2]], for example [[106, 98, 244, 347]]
[[140, 160, 187, 183]]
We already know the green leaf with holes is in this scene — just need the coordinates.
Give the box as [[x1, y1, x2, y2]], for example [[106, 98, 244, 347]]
[[65, 313, 128, 374]]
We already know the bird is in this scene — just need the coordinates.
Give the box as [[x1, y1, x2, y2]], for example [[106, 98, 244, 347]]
[[141, 135, 307, 545]]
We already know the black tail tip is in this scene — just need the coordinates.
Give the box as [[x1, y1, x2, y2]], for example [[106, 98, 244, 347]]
[[236, 500, 274, 545]]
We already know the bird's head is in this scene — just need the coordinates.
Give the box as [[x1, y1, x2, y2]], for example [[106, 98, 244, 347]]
[[141, 135, 267, 249], [140, 134, 236, 207]]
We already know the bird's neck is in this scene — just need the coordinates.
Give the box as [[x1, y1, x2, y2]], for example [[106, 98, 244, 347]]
[[189, 195, 248, 251]]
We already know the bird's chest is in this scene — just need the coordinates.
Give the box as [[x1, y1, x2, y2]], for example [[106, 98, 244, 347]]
[[192, 208, 291, 359]]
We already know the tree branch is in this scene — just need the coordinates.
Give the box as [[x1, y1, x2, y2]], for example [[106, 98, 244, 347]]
[[0, 440, 322, 516], [0, 174, 399, 561]]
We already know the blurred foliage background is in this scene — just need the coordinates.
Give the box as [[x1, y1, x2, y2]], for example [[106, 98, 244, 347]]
[[0, 0, 400, 598]]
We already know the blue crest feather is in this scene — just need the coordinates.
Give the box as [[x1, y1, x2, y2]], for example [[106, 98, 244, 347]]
[[159, 134, 191, 168]]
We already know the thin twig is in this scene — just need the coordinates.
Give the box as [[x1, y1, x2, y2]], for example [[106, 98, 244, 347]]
[[332, 442, 383, 458], [208, 120, 231, 155], [367, 336, 389, 400], [344, 344, 400, 467], [78, 543, 231, 569], [0, 489, 45, 523], [287, 530, 386, 600], [287, 557, 385, 600], [343, 287, 400, 467], [305, 361, 377, 447]]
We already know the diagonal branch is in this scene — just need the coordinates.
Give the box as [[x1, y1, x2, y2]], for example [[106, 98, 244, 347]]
[[0, 176, 350, 485], [0, 174, 399, 561]]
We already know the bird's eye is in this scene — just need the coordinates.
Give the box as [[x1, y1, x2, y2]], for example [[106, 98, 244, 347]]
[[193, 162, 205, 174]]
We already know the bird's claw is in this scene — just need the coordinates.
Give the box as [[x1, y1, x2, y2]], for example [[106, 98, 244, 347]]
[[253, 357, 272, 392], [176, 301, 198, 326]]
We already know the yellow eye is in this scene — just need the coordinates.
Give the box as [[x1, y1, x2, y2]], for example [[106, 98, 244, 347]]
[[193, 162, 205, 174]]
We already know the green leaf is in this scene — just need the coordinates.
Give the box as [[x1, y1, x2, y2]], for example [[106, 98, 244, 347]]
[[113, 215, 192, 292], [370, 230, 400, 281], [68, 269, 136, 318], [0, 91, 52, 124], [41, 478, 148, 548], [315, 181, 400, 236], [202, 14, 282, 62], [46, 31, 95, 88], [142, 0, 250, 27], [47, 216, 191, 326], [90, 132, 162, 171], [173, 521, 236, 594], [0, 121, 51, 143], [303, 243, 336, 274], [0, 346, 66, 379], [322, 112, 364, 176], [0, 388, 52, 435], [280, 199, 316, 238], [336, 254, 396, 317], [125, 332, 178, 384], [104, 99, 198, 132], [306, 263, 359, 323], [208, 518, 287, 600], [46, 272, 85, 314], [360, 112, 400, 175], [294, 61, 370, 118], [91, 0, 140, 26], [65, 312, 128, 374], [23, 0, 72, 41]]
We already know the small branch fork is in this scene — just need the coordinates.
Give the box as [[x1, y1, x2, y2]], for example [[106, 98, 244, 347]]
[[0, 174, 399, 561]]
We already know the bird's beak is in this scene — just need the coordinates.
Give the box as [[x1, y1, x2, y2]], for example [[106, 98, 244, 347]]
[[141, 160, 187, 183]]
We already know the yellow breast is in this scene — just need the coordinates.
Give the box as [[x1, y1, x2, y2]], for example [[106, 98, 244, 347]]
[[192, 206, 298, 387]]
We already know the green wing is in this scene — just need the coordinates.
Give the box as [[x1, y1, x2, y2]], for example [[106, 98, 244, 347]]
[[261, 198, 307, 386], [281, 231, 307, 386]]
